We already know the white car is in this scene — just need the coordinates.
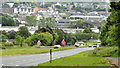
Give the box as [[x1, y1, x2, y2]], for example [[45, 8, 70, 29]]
[[54, 45, 61, 48], [75, 43, 80, 47], [88, 45, 92, 47]]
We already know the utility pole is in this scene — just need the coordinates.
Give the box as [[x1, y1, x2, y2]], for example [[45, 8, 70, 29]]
[[50, 49, 52, 63]]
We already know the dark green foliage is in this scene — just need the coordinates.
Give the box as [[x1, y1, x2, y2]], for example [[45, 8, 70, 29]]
[[3, 42, 14, 47], [13, 2, 20, 8], [8, 31, 17, 39], [1, 13, 20, 26], [1, 34, 7, 42], [2, 30, 8, 37], [64, 33, 76, 45], [25, 32, 53, 46], [75, 32, 99, 41], [68, 20, 94, 28], [25, 15, 37, 26], [83, 27, 92, 33], [40, 3, 52, 8], [15, 35, 24, 47], [35, 26, 59, 46], [100, 1, 120, 47], [53, 29, 65, 45], [96, 47, 119, 57], [18, 26, 31, 39], [2, 4, 10, 8]]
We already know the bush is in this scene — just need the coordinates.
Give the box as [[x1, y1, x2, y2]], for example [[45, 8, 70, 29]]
[[3, 42, 14, 47], [25, 32, 53, 46], [96, 47, 119, 57], [1, 45, 6, 49]]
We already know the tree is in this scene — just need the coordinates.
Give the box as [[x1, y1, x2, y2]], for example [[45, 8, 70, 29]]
[[38, 17, 56, 28], [1, 13, 19, 26], [25, 32, 53, 46], [75, 32, 99, 41], [15, 35, 24, 47], [2, 30, 8, 37], [83, 27, 92, 33], [53, 29, 65, 45], [8, 31, 17, 39], [64, 33, 76, 45], [25, 15, 37, 26], [18, 26, 31, 38], [1, 34, 7, 42], [35, 25, 58, 46], [76, 20, 94, 28], [100, 1, 120, 47], [13, 2, 20, 8]]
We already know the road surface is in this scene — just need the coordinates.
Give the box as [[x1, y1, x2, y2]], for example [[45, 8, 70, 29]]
[[2, 47, 94, 66]]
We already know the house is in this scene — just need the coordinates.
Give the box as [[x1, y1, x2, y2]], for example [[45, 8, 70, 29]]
[[14, 7, 39, 14], [55, 19, 70, 28], [69, 15, 105, 22], [6, 3, 14, 8]]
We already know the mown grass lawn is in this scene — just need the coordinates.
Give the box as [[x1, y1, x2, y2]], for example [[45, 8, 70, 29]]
[[36, 50, 110, 66], [1, 46, 87, 56]]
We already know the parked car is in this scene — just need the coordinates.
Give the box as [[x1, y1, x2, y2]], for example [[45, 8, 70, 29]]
[[88, 45, 92, 47], [75, 43, 80, 47], [54, 45, 61, 48], [93, 45, 97, 48]]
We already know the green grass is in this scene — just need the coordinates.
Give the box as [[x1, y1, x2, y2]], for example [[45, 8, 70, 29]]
[[1, 46, 87, 56], [36, 50, 110, 66]]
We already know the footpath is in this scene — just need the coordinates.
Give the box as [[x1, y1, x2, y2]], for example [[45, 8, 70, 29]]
[[105, 57, 120, 68]]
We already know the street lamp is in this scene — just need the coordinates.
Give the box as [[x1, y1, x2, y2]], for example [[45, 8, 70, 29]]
[[45, 22, 47, 27], [91, 36, 93, 45]]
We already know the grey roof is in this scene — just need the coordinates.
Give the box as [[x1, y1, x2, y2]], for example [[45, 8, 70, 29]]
[[58, 19, 70, 23]]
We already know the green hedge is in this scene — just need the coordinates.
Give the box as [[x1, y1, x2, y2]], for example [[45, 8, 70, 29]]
[[96, 47, 119, 57]]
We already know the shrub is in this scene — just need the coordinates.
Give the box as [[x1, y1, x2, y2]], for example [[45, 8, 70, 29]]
[[3, 42, 14, 47], [96, 47, 119, 57], [1, 45, 6, 49]]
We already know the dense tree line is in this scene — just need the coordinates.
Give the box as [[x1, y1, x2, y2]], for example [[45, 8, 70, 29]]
[[1, 25, 99, 47], [100, 1, 120, 47], [68, 20, 94, 28], [0, 13, 21, 26]]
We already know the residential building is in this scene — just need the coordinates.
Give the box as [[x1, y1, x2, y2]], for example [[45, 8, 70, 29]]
[[14, 7, 39, 14]]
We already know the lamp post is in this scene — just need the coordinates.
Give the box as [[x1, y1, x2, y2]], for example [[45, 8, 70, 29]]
[[45, 22, 47, 27], [91, 36, 93, 45]]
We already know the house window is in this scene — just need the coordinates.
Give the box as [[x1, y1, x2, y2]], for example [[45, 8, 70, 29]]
[[32, 9, 34, 12], [25, 8, 26, 11], [28, 9, 30, 12], [21, 8, 23, 11], [17, 8, 19, 11]]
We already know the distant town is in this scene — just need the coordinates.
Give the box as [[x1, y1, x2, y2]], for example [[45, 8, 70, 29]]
[[0, 2, 110, 34]]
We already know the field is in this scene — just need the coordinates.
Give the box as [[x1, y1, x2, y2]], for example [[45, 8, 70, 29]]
[[32, 50, 110, 66], [1, 45, 87, 56]]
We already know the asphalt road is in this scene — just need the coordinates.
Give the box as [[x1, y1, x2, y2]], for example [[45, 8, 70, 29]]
[[2, 47, 94, 66]]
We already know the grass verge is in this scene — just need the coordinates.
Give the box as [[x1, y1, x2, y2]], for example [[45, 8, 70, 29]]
[[1, 46, 87, 56], [34, 50, 110, 66]]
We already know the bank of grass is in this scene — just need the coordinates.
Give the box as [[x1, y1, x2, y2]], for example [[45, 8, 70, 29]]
[[1, 45, 87, 56], [96, 46, 119, 57], [33, 50, 110, 67]]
